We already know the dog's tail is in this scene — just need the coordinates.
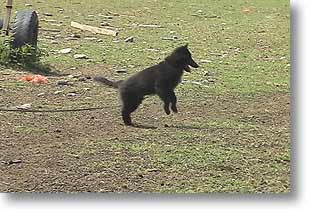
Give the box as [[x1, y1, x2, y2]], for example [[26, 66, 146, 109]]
[[93, 76, 123, 88]]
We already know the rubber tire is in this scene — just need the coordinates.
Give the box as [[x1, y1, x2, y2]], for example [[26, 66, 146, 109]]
[[11, 10, 39, 48]]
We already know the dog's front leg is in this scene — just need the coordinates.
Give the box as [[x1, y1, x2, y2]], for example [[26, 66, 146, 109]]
[[156, 88, 171, 115], [170, 91, 178, 113], [162, 96, 171, 115]]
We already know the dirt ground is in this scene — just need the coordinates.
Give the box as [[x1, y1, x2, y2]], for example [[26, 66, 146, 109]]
[[0, 65, 290, 193]]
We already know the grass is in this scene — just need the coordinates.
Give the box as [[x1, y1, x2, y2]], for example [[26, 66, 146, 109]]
[[0, 0, 290, 193], [9, 0, 290, 94]]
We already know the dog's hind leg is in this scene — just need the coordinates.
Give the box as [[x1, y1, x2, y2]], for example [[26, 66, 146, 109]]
[[120, 93, 143, 126]]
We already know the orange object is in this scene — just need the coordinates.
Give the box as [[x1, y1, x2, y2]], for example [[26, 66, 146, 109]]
[[20, 75, 48, 84], [20, 75, 35, 81]]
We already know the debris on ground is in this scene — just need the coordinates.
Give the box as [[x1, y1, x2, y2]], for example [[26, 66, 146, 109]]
[[4, 160, 22, 165], [161, 36, 178, 41], [125, 36, 134, 43], [54, 90, 64, 95], [116, 69, 127, 73], [56, 80, 70, 86], [74, 54, 88, 59], [138, 24, 163, 28], [58, 48, 72, 54], [84, 37, 97, 41], [200, 59, 212, 63], [71, 21, 118, 36], [37, 93, 45, 97], [100, 22, 110, 27], [16, 103, 32, 110], [67, 91, 77, 97], [20, 75, 48, 84], [146, 168, 160, 173], [43, 12, 53, 16]]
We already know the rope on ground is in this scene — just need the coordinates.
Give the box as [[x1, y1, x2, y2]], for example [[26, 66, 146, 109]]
[[0, 106, 106, 113]]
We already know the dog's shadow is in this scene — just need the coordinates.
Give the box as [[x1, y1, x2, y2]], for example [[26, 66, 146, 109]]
[[165, 124, 206, 130], [131, 124, 158, 130], [130, 124, 206, 130]]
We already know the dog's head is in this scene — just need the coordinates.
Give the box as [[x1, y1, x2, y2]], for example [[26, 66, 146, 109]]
[[165, 44, 199, 72]]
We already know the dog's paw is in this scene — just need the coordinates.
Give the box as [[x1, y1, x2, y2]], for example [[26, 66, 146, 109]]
[[171, 106, 178, 113], [165, 110, 171, 115], [164, 105, 171, 115]]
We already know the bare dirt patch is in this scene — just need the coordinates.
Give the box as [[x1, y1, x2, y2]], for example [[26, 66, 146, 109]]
[[0, 65, 290, 192]]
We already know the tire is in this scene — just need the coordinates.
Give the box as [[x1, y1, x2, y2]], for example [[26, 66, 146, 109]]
[[11, 10, 39, 48]]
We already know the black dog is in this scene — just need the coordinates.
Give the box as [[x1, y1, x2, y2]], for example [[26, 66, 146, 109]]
[[94, 44, 199, 126]]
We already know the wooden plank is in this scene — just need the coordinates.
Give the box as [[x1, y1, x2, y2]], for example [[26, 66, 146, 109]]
[[71, 21, 118, 36]]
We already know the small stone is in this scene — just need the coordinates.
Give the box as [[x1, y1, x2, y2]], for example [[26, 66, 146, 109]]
[[116, 69, 127, 73], [44, 19, 57, 23], [100, 22, 110, 27], [58, 48, 72, 54], [146, 168, 160, 173], [125, 36, 134, 43], [78, 77, 87, 82], [68, 74, 81, 79], [57, 80, 69, 86], [107, 11, 120, 16], [74, 54, 88, 59], [51, 40, 58, 44], [164, 124, 169, 128], [7, 160, 22, 165], [70, 34, 81, 38], [201, 59, 212, 63], [43, 13, 53, 16], [84, 37, 97, 41], [102, 15, 113, 19], [54, 129, 62, 133], [16, 104, 32, 110], [161, 36, 178, 41], [67, 92, 77, 97], [37, 93, 45, 97], [64, 37, 77, 41], [54, 90, 64, 95], [146, 48, 160, 52], [25, 4, 32, 6], [50, 23, 62, 27]]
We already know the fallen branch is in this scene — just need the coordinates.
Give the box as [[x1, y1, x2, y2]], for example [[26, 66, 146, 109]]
[[71, 21, 118, 36]]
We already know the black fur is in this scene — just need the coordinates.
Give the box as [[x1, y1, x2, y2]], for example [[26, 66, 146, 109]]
[[94, 44, 199, 126]]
